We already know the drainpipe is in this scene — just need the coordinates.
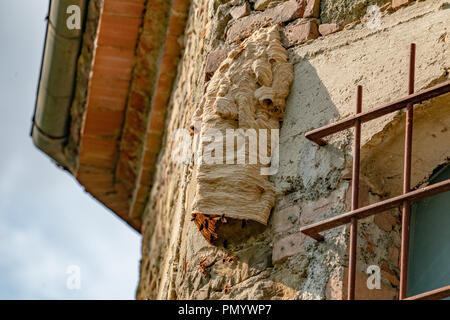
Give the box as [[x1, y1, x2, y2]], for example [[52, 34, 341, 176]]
[[31, 0, 87, 169]]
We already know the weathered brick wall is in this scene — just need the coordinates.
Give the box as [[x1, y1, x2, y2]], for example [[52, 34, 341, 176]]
[[137, 0, 450, 299], [137, 0, 214, 299]]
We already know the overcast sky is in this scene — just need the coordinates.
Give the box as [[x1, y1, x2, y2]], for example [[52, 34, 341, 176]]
[[0, 1, 141, 299]]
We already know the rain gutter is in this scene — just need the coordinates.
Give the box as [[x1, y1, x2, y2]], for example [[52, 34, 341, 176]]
[[31, 0, 88, 169]]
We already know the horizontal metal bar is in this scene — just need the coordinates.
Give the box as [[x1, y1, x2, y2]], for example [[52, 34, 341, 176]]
[[300, 178, 450, 241], [305, 80, 450, 146], [404, 285, 450, 300]]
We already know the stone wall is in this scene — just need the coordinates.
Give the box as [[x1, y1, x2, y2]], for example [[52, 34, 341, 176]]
[[137, 0, 450, 299], [67, 0, 103, 172]]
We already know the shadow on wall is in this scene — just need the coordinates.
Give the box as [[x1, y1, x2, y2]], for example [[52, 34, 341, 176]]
[[275, 57, 344, 199], [267, 57, 350, 300]]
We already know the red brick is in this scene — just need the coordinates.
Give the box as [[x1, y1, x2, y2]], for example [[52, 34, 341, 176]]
[[93, 47, 134, 81], [149, 112, 165, 133], [139, 167, 155, 186], [345, 178, 370, 209], [79, 137, 118, 169], [152, 90, 170, 112], [163, 34, 181, 59], [388, 247, 399, 268], [90, 73, 130, 92], [93, 64, 132, 82], [265, 0, 306, 21], [272, 232, 307, 264], [299, 198, 330, 226], [89, 77, 130, 111], [97, 14, 141, 49], [130, 201, 146, 220], [116, 159, 138, 189], [83, 108, 124, 137], [271, 205, 300, 233], [152, 98, 166, 113], [230, 2, 250, 19], [120, 130, 142, 155], [129, 91, 147, 113], [157, 66, 175, 89], [142, 151, 158, 168], [364, 233, 375, 256], [391, 0, 413, 10], [96, 46, 135, 62], [135, 73, 152, 93], [276, 192, 302, 210], [304, 0, 320, 18], [77, 170, 114, 190], [318, 23, 342, 36], [382, 271, 399, 287], [373, 211, 398, 231], [342, 268, 398, 300], [282, 20, 319, 47], [226, 0, 306, 43], [125, 108, 146, 134], [103, 0, 145, 17], [87, 95, 126, 113], [145, 132, 163, 149], [380, 261, 396, 279], [205, 48, 230, 76]]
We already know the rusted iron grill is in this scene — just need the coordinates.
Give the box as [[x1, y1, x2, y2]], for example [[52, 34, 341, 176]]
[[300, 44, 450, 300], [348, 85, 362, 300], [405, 285, 450, 300], [400, 43, 416, 300], [305, 80, 450, 146]]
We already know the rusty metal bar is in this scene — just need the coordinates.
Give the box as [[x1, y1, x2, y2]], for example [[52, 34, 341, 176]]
[[404, 285, 450, 300], [348, 85, 362, 300], [305, 80, 450, 146], [301, 44, 450, 300], [300, 178, 450, 241], [400, 43, 416, 300]]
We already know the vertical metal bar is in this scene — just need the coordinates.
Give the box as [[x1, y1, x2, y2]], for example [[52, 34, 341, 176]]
[[348, 85, 362, 300], [400, 43, 415, 300]]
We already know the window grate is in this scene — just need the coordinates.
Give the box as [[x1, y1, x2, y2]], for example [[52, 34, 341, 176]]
[[300, 44, 450, 300]]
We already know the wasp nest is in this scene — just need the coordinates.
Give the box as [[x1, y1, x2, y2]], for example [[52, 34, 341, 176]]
[[191, 25, 294, 244]]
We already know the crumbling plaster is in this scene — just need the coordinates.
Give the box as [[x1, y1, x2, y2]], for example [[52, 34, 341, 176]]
[[277, 0, 450, 194]]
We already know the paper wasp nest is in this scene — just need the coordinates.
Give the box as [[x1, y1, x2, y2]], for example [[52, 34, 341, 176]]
[[190, 26, 294, 244]]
